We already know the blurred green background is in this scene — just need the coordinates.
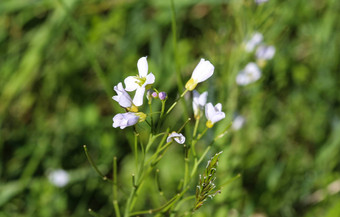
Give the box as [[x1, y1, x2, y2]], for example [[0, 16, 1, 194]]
[[1, 0, 340, 216]]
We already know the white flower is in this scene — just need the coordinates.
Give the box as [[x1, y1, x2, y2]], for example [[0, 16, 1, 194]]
[[205, 103, 225, 128], [192, 90, 208, 119], [112, 82, 138, 112], [124, 57, 155, 106], [245, 32, 263, 52], [166, 132, 186, 144], [48, 169, 69, 187], [255, 0, 269, 4], [112, 112, 140, 129], [232, 115, 246, 131], [256, 45, 275, 60], [236, 62, 261, 86], [185, 58, 214, 91]]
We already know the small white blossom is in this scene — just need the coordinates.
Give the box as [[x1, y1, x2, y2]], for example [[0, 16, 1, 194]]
[[48, 169, 69, 187], [205, 103, 225, 128], [112, 82, 135, 109], [166, 132, 186, 144], [245, 32, 263, 52], [192, 90, 208, 119], [236, 62, 261, 86], [124, 57, 155, 106], [185, 59, 214, 91], [232, 115, 246, 131], [256, 45, 275, 60], [112, 112, 140, 129], [255, 0, 269, 4]]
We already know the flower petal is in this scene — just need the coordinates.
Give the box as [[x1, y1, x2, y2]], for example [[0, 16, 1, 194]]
[[137, 56, 148, 77], [205, 103, 214, 121], [124, 76, 139, 91], [191, 59, 214, 83], [133, 87, 145, 106], [199, 91, 208, 106], [215, 103, 222, 112], [144, 72, 155, 86]]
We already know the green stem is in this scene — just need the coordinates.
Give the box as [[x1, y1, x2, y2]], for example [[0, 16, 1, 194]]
[[190, 145, 211, 178], [88, 209, 102, 217], [149, 101, 154, 132], [83, 145, 110, 181], [113, 157, 120, 217], [129, 194, 179, 216], [193, 118, 200, 138], [178, 118, 191, 133], [183, 146, 189, 188], [165, 89, 188, 115], [134, 133, 138, 172]]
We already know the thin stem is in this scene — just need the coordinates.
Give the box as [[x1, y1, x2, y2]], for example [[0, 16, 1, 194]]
[[183, 145, 189, 189], [83, 145, 110, 181], [129, 194, 179, 216], [178, 118, 191, 133], [190, 145, 211, 178], [88, 209, 102, 217], [149, 101, 154, 132], [113, 157, 121, 217], [134, 133, 138, 172], [124, 183, 137, 217], [155, 169, 164, 196], [165, 89, 188, 115], [193, 118, 200, 138]]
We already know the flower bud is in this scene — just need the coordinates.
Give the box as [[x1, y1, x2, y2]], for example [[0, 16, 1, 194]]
[[152, 91, 158, 98], [159, 92, 167, 100]]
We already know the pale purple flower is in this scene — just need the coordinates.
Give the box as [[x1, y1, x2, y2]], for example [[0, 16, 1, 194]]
[[256, 45, 276, 60], [255, 0, 269, 4], [232, 115, 246, 131], [48, 169, 69, 187], [166, 132, 186, 144], [192, 90, 208, 119], [245, 32, 263, 52], [112, 112, 139, 129], [205, 103, 225, 128], [112, 82, 133, 108], [236, 62, 261, 86]]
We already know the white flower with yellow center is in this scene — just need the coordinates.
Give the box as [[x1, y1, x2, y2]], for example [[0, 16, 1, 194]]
[[166, 132, 186, 144], [205, 103, 225, 128], [124, 57, 155, 106], [192, 90, 208, 119], [185, 58, 214, 91]]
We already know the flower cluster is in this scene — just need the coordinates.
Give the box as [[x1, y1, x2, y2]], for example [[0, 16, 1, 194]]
[[106, 57, 229, 216], [238, 32, 275, 86], [112, 57, 152, 129], [112, 57, 226, 142], [192, 91, 225, 128]]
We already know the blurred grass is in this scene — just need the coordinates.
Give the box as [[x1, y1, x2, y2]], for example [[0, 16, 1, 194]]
[[1, 0, 340, 216]]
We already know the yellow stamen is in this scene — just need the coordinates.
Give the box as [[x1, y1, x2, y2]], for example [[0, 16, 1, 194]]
[[128, 105, 138, 112]]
